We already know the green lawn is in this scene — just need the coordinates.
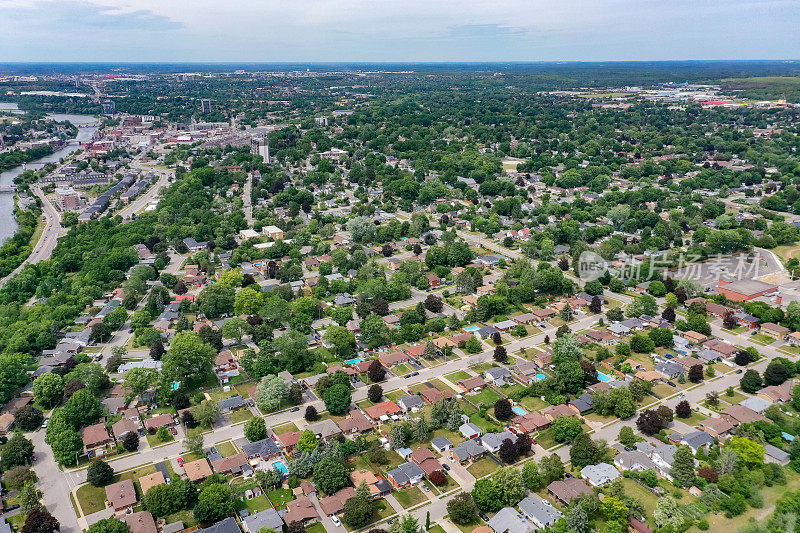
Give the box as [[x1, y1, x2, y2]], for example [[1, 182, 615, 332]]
[[146, 432, 174, 447], [394, 364, 413, 375], [469, 388, 503, 407], [466, 457, 499, 478], [444, 370, 471, 383], [164, 509, 198, 529], [306, 523, 326, 533], [675, 411, 707, 427], [234, 494, 272, 514], [750, 334, 775, 346], [272, 421, 299, 433], [215, 440, 237, 457], [76, 464, 156, 515], [394, 486, 426, 508], [267, 488, 295, 509], [229, 408, 254, 424], [519, 396, 548, 411]]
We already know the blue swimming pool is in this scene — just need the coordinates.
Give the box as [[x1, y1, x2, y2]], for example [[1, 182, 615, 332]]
[[463, 326, 479, 332], [597, 371, 613, 383], [512, 406, 527, 416], [272, 460, 288, 474], [345, 357, 363, 365], [535, 374, 546, 380]]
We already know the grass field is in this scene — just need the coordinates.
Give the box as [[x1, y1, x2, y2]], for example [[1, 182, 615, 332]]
[[394, 486, 426, 508], [466, 457, 499, 478], [468, 388, 503, 407], [215, 440, 237, 457], [444, 370, 472, 383]]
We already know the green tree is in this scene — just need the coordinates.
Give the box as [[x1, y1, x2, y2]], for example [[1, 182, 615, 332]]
[[323, 383, 352, 416], [2, 433, 34, 468], [342, 482, 375, 528], [221, 317, 250, 343], [19, 481, 42, 513], [50, 429, 83, 466], [491, 467, 525, 506], [670, 446, 696, 487], [194, 483, 233, 523], [197, 283, 235, 319], [740, 369, 763, 393], [163, 331, 215, 387], [234, 286, 265, 315], [551, 415, 582, 443], [244, 417, 268, 442], [33, 373, 63, 408], [297, 430, 319, 454], [313, 456, 351, 495], [184, 430, 204, 456], [87, 519, 128, 533], [471, 478, 503, 513], [255, 375, 290, 412], [192, 400, 220, 428], [324, 326, 357, 358], [569, 432, 599, 468], [87, 459, 114, 487], [446, 492, 478, 525], [521, 461, 542, 490]]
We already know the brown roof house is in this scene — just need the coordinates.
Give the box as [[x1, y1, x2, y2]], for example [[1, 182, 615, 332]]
[[125, 511, 158, 533], [283, 496, 318, 526], [547, 478, 593, 505], [721, 405, 767, 426], [457, 376, 486, 392], [82, 422, 113, 457], [184, 458, 213, 482], [139, 472, 166, 496], [106, 479, 137, 513]]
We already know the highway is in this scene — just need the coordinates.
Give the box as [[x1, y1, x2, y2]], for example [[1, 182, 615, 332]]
[[0, 185, 62, 288]]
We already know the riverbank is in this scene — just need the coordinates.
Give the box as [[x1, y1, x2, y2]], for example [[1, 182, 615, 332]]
[[0, 199, 42, 278]]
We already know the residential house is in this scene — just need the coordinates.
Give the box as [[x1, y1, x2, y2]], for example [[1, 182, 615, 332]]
[[513, 412, 550, 434], [765, 444, 791, 466], [243, 509, 284, 533], [364, 401, 403, 422], [485, 367, 512, 386], [482, 432, 517, 453], [105, 479, 137, 513], [241, 438, 282, 462], [460, 422, 483, 439], [762, 323, 789, 340], [739, 396, 773, 414], [218, 395, 246, 413], [457, 376, 487, 392], [276, 431, 303, 454], [613, 450, 657, 473], [184, 458, 213, 482], [283, 497, 319, 526], [569, 392, 594, 414], [145, 414, 175, 432], [580, 463, 620, 486], [139, 472, 166, 496], [211, 452, 251, 477], [337, 411, 374, 436], [547, 478, 593, 505], [721, 404, 766, 426], [350, 470, 392, 500], [431, 437, 453, 454], [398, 394, 426, 413], [125, 511, 158, 533], [319, 487, 356, 516], [699, 417, 735, 439], [759, 384, 792, 403], [518, 496, 564, 529], [411, 447, 444, 477], [82, 422, 113, 457], [307, 419, 342, 442], [387, 461, 425, 488], [448, 439, 486, 464], [674, 431, 714, 453], [487, 508, 536, 533], [655, 362, 684, 380]]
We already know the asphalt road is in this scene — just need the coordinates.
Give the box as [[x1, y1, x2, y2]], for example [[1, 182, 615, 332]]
[[118, 169, 170, 220], [0, 185, 62, 288]]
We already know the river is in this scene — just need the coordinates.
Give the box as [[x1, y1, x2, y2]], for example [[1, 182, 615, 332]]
[[0, 104, 99, 243]]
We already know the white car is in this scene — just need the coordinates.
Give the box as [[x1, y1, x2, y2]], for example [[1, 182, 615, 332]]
[[330, 516, 341, 527]]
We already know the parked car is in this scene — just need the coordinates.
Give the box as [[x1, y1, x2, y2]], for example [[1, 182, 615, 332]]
[[736, 369, 743, 374], [4, 504, 20, 512], [422, 484, 430, 492], [411, 371, 419, 377], [443, 464, 450, 471], [290, 407, 300, 412], [177, 458, 185, 467], [667, 381, 676, 387], [170, 427, 177, 435], [330, 516, 341, 527]]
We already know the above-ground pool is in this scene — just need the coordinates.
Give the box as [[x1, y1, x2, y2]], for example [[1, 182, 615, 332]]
[[345, 357, 363, 365], [272, 460, 288, 474], [463, 325, 479, 332], [512, 406, 527, 416], [597, 371, 613, 383]]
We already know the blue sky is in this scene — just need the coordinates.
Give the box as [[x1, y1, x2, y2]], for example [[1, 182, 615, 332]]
[[0, 0, 798, 62]]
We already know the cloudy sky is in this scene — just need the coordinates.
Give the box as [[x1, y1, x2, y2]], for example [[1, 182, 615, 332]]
[[1, 0, 798, 62]]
